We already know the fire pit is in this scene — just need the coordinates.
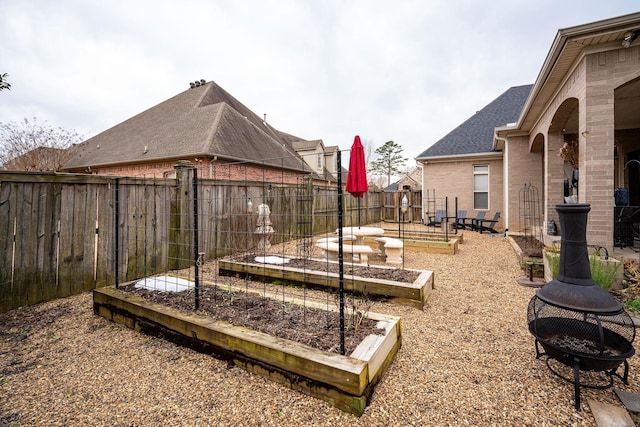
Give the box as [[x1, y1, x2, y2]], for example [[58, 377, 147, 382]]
[[527, 204, 635, 410]]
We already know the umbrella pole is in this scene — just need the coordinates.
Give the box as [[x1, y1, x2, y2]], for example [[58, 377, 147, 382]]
[[357, 198, 361, 229]]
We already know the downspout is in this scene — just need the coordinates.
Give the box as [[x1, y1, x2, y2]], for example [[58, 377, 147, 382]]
[[495, 131, 509, 233]]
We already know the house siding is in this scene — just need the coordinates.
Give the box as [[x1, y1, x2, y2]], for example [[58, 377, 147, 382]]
[[509, 45, 640, 250], [422, 157, 504, 230], [505, 135, 543, 233], [92, 158, 313, 184]]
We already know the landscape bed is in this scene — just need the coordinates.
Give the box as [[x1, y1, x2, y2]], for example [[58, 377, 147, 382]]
[[93, 284, 402, 416], [218, 256, 434, 309]]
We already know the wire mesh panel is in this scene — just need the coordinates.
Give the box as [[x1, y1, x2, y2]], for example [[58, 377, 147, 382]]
[[519, 183, 542, 240], [112, 155, 385, 355]]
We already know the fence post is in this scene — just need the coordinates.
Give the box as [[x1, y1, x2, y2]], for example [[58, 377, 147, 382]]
[[114, 178, 120, 289], [171, 161, 195, 271]]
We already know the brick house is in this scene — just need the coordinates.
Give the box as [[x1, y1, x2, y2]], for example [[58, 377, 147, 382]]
[[384, 167, 423, 193], [62, 80, 338, 185], [416, 85, 532, 230], [417, 12, 640, 252]]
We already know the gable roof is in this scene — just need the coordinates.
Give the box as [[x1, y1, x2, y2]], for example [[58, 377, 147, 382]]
[[292, 139, 325, 152], [63, 81, 309, 172], [416, 84, 533, 159], [383, 168, 421, 192]]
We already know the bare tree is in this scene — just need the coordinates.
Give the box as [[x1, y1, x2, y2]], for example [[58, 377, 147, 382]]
[[0, 118, 83, 171], [361, 138, 377, 169]]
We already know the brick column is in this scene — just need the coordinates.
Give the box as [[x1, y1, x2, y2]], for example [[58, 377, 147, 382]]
[[583, 101, 615, 250], [545, 132, 565, 235]]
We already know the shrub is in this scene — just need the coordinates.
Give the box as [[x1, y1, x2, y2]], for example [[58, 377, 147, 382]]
[[544, 249, 620, 291]]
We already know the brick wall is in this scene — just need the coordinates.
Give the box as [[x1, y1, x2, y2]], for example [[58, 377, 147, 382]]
[[422, 156, 504, 231], [506, 135, 543, 233], [93, 158, 321, 185]]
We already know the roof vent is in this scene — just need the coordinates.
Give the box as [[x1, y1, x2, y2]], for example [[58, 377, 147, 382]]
[[189, 82, 195, 89], [200, 79, 206, 84], [194, 80, 201, 87]]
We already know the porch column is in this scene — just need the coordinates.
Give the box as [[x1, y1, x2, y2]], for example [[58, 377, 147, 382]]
[[582, 101, 615, 250], [545, 132, 565, 236]]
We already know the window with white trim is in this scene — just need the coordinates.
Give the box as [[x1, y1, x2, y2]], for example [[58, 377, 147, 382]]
[[473, 165, 489, 210], [317, 153, 322, 169]]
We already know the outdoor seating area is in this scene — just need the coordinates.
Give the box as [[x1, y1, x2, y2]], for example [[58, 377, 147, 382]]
[[425, 210, 445, 227], [316, 226, 403, 265], [375, 237, 404, 265], [315, 239, 374, 265], [472, 212, 501, 234]]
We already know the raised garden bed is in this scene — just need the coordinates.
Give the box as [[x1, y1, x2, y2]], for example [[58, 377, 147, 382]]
[[218, 257, 434, 309], [375, 229, 462, 254], [93, 285, 401, 416]]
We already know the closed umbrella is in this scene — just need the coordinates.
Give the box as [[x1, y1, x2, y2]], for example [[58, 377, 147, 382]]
[[345, 135, 368, 228]]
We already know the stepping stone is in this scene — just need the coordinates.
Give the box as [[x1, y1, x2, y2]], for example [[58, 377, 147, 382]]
[[516, 278, 545, 288], [615, 388, 640, 413], [587, 399, 635, 427]]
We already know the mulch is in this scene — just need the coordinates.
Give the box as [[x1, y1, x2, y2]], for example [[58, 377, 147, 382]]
[[2, 227, 640, 426]]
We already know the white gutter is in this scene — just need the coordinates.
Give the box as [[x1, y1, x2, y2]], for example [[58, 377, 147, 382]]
[[415, 151, 502, 162], [494, 131, 510, 232]]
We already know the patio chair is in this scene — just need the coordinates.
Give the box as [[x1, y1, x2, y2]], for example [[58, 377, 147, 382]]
[[426, 210, 446, 227], [460, 211, 485, 230], [474, 212, 501, 234], [452, 210, 468, 229]]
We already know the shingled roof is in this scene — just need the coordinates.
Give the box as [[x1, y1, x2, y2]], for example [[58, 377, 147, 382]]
[[63, 81, 309, 172], [416, 84, 533, 159]]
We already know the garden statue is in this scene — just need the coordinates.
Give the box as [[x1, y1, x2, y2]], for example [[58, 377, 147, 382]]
[[255, 203, 274, 251]]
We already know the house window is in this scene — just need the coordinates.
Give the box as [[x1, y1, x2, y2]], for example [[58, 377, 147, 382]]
[[317, 153, 322, 169], [473, 165, 489, 210]]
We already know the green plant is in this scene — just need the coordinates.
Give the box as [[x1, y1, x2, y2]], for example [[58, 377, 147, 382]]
[[625, 300, 640, 313], [544, 250, 560, 279], [544, 249, 620, 291], [589, 251, 621, 291]]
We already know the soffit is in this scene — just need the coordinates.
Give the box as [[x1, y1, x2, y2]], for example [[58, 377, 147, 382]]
[[518, 13, 640, 132]]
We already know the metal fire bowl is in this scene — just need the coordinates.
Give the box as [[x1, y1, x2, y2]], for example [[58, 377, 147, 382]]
[[529, 317, 635, 372]]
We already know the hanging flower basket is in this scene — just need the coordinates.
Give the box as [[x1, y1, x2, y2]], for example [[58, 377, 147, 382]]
[[558, 140, 579, 170]]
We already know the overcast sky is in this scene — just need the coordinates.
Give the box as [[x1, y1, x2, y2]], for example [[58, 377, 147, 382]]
[[1, 1, 638, 164]]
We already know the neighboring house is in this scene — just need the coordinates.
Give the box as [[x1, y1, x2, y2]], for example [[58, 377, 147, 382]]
[[384, 167, 423, 192], [417, 12, 640, 252], [62, 80, 337, 185], [291, 139, 341, 182], [416, 84, 532, 229]]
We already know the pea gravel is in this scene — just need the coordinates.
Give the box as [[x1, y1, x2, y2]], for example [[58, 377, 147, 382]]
[[2, 229, 639, 426]]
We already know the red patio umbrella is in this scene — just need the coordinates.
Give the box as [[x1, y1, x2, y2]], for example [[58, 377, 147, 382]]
[[345, 135, 368, 227]]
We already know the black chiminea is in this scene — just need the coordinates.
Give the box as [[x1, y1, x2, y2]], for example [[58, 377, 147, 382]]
[[527, 204, 635, 410]]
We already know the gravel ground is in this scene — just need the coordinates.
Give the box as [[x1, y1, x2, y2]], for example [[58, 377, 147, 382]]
[[2, 227, 639, 426]]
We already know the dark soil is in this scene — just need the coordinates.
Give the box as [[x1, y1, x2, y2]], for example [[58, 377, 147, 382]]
[[510, 235, 545, 258], [121, 282, 384, 355], [238, 255, 421, 283], [120, 257, 422, 354]]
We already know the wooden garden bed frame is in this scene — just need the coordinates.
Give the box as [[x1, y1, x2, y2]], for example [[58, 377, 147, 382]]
[[93, 285, 401, 415], [218, 257, 434, 309]]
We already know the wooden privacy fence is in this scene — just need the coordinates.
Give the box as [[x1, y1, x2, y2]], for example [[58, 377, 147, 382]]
[[381, 190, 423, 223], [0, 165, 384, 313], [0, 172, 113, 314]]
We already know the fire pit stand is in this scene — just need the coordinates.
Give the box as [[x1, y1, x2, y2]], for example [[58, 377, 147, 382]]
[[527, 204, 635, 411]]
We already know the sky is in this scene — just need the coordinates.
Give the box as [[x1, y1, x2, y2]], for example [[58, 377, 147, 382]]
[[1, 1, 638, 164]]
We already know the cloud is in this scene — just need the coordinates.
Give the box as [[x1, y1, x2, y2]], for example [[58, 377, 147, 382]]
[[1, 0, 638, 160]]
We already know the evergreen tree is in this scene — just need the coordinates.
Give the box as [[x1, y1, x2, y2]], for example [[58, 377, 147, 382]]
[[369, 140, 407, 187]]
